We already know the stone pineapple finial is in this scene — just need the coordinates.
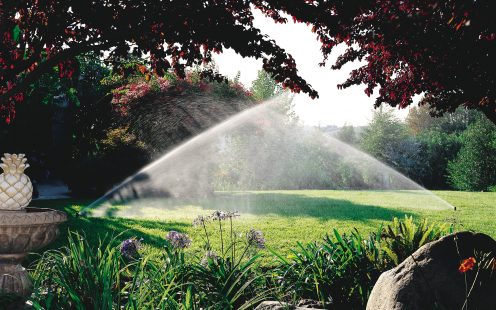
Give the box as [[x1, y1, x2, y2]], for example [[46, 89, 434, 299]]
[[0, 153, 33, 210], [0, 153, 30, 174]]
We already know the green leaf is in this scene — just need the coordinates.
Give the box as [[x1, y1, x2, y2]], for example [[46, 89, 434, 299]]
[[12, 25, 21, 43], [67, 87, 81, 107]]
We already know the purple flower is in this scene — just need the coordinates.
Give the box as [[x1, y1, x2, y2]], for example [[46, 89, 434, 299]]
[[165, 231, 191, 249], [247, 229, 266, 249], [211, 210, 240, 221], [211, 210, 227, 221], [193, 215, 210, 227], [120, 238, 142, 259], [226, 211, 240, 219]]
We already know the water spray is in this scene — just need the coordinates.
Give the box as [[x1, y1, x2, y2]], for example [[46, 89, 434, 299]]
[[81, 95, 455, 218]]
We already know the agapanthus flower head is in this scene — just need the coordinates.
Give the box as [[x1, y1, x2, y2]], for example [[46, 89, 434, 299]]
[[120, 237, 143, 259], [226, 211, 240, 219], [247, 229, 266, 249], [211, 210, 240, 221], [166, 230, 191, 249], [200, 250, 219, 266], [212, 210, 227, 221], [459, 257, 476, 273], [193, 215, 211, 227]]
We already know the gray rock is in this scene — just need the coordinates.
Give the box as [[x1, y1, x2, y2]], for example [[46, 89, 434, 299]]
[[367, 231, 496, 310]]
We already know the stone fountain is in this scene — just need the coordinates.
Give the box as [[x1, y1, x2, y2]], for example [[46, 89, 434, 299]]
[[0, 153, 67, 297]]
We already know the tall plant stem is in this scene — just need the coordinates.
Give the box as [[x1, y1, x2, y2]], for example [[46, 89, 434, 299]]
[[219, 219, 224, 255], [463, 266, 481, 310], [230, 217, 235, 260], [454, 236, 468, 310], [235, 244, 251, 268], [203, 223, 211, 250]]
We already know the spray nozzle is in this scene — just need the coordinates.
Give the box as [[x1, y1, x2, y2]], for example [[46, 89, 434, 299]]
[[76, 210, 89, 218]]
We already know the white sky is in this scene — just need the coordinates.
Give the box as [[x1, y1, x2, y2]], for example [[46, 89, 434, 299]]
[[214, 10, 412, 126]]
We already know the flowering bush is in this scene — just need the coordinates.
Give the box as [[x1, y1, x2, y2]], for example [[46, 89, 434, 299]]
[[110, 71, 252, 118], [111, 77, 172, 115]]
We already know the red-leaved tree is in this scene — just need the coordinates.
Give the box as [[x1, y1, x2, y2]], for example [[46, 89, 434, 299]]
[[0, 0, 318, 123], [303, 0, 496, 122], [1, 1, 495, 123]]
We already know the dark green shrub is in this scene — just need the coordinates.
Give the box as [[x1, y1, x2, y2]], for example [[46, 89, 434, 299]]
[[30, 232, 193, 309], [271, 217, 449, 309], [272, 228, 385, 309], [191, 255, 268, 309], [448, 117, 496, 191], [30, 232, 125, 309]]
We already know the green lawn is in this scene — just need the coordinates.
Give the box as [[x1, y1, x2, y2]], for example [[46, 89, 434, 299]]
[[29, 190, 496, 263]]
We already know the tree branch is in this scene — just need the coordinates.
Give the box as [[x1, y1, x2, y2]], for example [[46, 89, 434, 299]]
[[0, 42, 112, 103]]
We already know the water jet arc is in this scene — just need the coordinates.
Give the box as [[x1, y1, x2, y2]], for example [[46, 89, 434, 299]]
[[83, 97, 455, 217]]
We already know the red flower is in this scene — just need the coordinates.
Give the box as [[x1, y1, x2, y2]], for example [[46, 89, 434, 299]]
[[459, 257, 476, 273]]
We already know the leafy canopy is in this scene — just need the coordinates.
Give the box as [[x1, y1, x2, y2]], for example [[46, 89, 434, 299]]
[[0, 1, 318, 122], [1, 0, 495, 123]]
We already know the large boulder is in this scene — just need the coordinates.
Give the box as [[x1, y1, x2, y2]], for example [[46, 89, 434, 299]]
[[367, 231, 496, 310]]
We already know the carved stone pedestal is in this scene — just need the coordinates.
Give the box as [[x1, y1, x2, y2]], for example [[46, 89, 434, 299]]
[[0, 154, 67, 299], [0, 208, 67, 297], [0, 261, 32, 297]]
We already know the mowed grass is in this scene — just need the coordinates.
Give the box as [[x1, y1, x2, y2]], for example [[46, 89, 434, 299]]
[[28, 190, 496, 263]]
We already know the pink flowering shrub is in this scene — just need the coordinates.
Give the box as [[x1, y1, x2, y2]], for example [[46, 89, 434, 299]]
[[111, 72, 252, 117], [111, 81, 152, 115]]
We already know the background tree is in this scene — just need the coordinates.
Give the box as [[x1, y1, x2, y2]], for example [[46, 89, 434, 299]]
[[414, 130, 462, 189], [404, 106, 480, 188], [360, 108, 408, 163], [405, 106, 439, 136], [358, 107, 427, 181], [251, 70, 281, 102], [447, 117, 496, 191], [336, 124, 357, 145]]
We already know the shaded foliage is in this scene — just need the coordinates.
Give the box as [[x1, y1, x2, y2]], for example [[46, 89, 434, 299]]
[[0, 0, 319, 122], [2, 1, 495, 123], [0, 54, 112, 182]]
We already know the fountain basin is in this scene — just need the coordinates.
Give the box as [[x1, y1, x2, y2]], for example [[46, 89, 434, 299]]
[[0, 207, 67, 297]]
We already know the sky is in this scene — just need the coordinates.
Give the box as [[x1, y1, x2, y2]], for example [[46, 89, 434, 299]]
[[214, 10, 412, 127]]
